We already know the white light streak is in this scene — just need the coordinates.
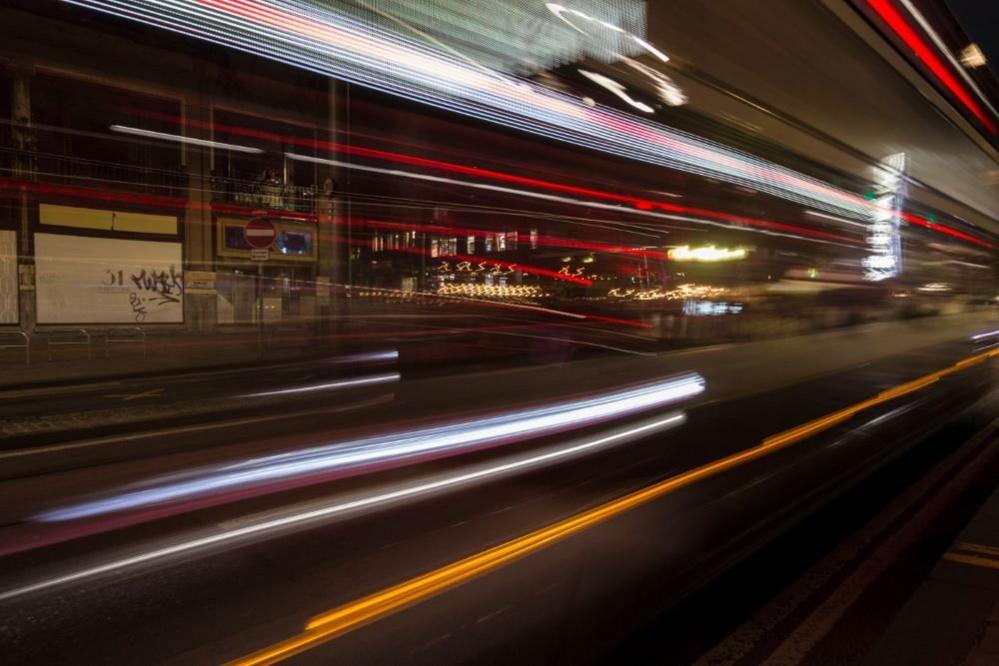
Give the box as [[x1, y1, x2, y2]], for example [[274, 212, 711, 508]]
[[285, 152, 855, 248], [109, 125, 264, 153], [0, 411, 686, 602], [621, 57, 687, 107], [65, 0, 875, 218], [321, 350, 399, 364], [896, 0, 998, 119], [34, 374, 704, 523], [804, 209, 868, 228], [579, 69, 655, 113], [243, 373, 400, 398]]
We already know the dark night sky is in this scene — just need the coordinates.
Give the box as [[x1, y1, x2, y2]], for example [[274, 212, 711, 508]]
[[943, 0, 999, 78]]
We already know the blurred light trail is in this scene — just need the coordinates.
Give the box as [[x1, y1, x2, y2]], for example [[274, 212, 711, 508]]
[[230, 346, 999, 665], [142, 109, 992, 248], [108, 124, 264, 153], [900, 212, 993, 248], [63, 0, 881, 216], [583, 314, 653, 329], [544, 2, 665, 61], [321, 350, 399, 365], [578, 68, 655, 113], [0, 412, 686, 603], [894, 0, 998, 120], [622, 56, 687, 107], [285, 153, 856, 245], [805, 210, 868, 228], [242, 373, 400, 398], [865, 0, 997, 134], [33, 374, 705, 523], [971, 329, 999, 342], [138, 107, 859, 244]]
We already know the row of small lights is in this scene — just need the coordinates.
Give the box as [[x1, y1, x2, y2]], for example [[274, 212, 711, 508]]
[[437, 283, 549, 299]]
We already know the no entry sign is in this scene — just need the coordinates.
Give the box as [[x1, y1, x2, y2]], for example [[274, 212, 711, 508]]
[[244, 217, 277, 249]]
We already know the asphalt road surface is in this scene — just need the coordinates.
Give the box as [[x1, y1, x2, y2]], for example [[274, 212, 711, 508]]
[[0, 314, 996, 664]]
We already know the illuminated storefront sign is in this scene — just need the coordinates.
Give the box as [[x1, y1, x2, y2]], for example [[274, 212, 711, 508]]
[[667, 245, 748, 262], [863, 153, 905, 281]]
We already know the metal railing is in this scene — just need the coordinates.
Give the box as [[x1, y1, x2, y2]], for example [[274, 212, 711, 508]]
[[0, 329, 30, 366], [44, 328, 92, 361], [104, 327, 147, 359], [0, 147, 189, 198]]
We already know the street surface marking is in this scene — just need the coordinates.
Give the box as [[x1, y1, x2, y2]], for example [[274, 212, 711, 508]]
[[942, 553, 999, 570], [0, 395, 395, 462], [102, 388, 165, 401], [695, 412, 999, 666], [952, 541, 999, 558]]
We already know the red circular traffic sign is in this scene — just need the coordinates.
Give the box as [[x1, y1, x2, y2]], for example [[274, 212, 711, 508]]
[[244, 217, 277, 249]]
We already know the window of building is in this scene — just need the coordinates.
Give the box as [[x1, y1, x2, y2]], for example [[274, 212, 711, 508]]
[[31, 74, 182, 193]]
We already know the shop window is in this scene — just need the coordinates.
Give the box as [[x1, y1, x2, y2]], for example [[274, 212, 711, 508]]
[[212, 109, 320, 214], [275, 230, 313, 256]]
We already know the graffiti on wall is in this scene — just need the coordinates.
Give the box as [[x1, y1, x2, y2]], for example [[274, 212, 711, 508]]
[[35, 233, 184, 324]]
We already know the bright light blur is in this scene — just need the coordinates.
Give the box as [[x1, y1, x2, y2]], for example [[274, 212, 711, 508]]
[[0, 2, 997, 661], [33, 374, 705, 523]]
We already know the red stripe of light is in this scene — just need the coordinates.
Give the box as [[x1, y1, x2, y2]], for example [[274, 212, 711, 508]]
[[901, 212, 993, 248], [866, 0, 997, 134]]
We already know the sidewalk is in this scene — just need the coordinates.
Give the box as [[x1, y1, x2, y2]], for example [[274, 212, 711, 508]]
[[0, 324, 328, 389], [2, 311, 995, 391], [865, 429, 999, 666]]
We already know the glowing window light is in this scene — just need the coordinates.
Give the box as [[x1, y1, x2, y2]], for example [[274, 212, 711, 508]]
[[959, 44, 986, 69], [667, 245, 748, 262]]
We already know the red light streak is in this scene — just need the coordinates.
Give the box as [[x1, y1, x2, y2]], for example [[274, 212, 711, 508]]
[[140, 108, 996, 249], [584, 314, 654, 329], [901, 212, 993, 248], [132, 110, 859, 244], [866, 0, 997, 135]]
